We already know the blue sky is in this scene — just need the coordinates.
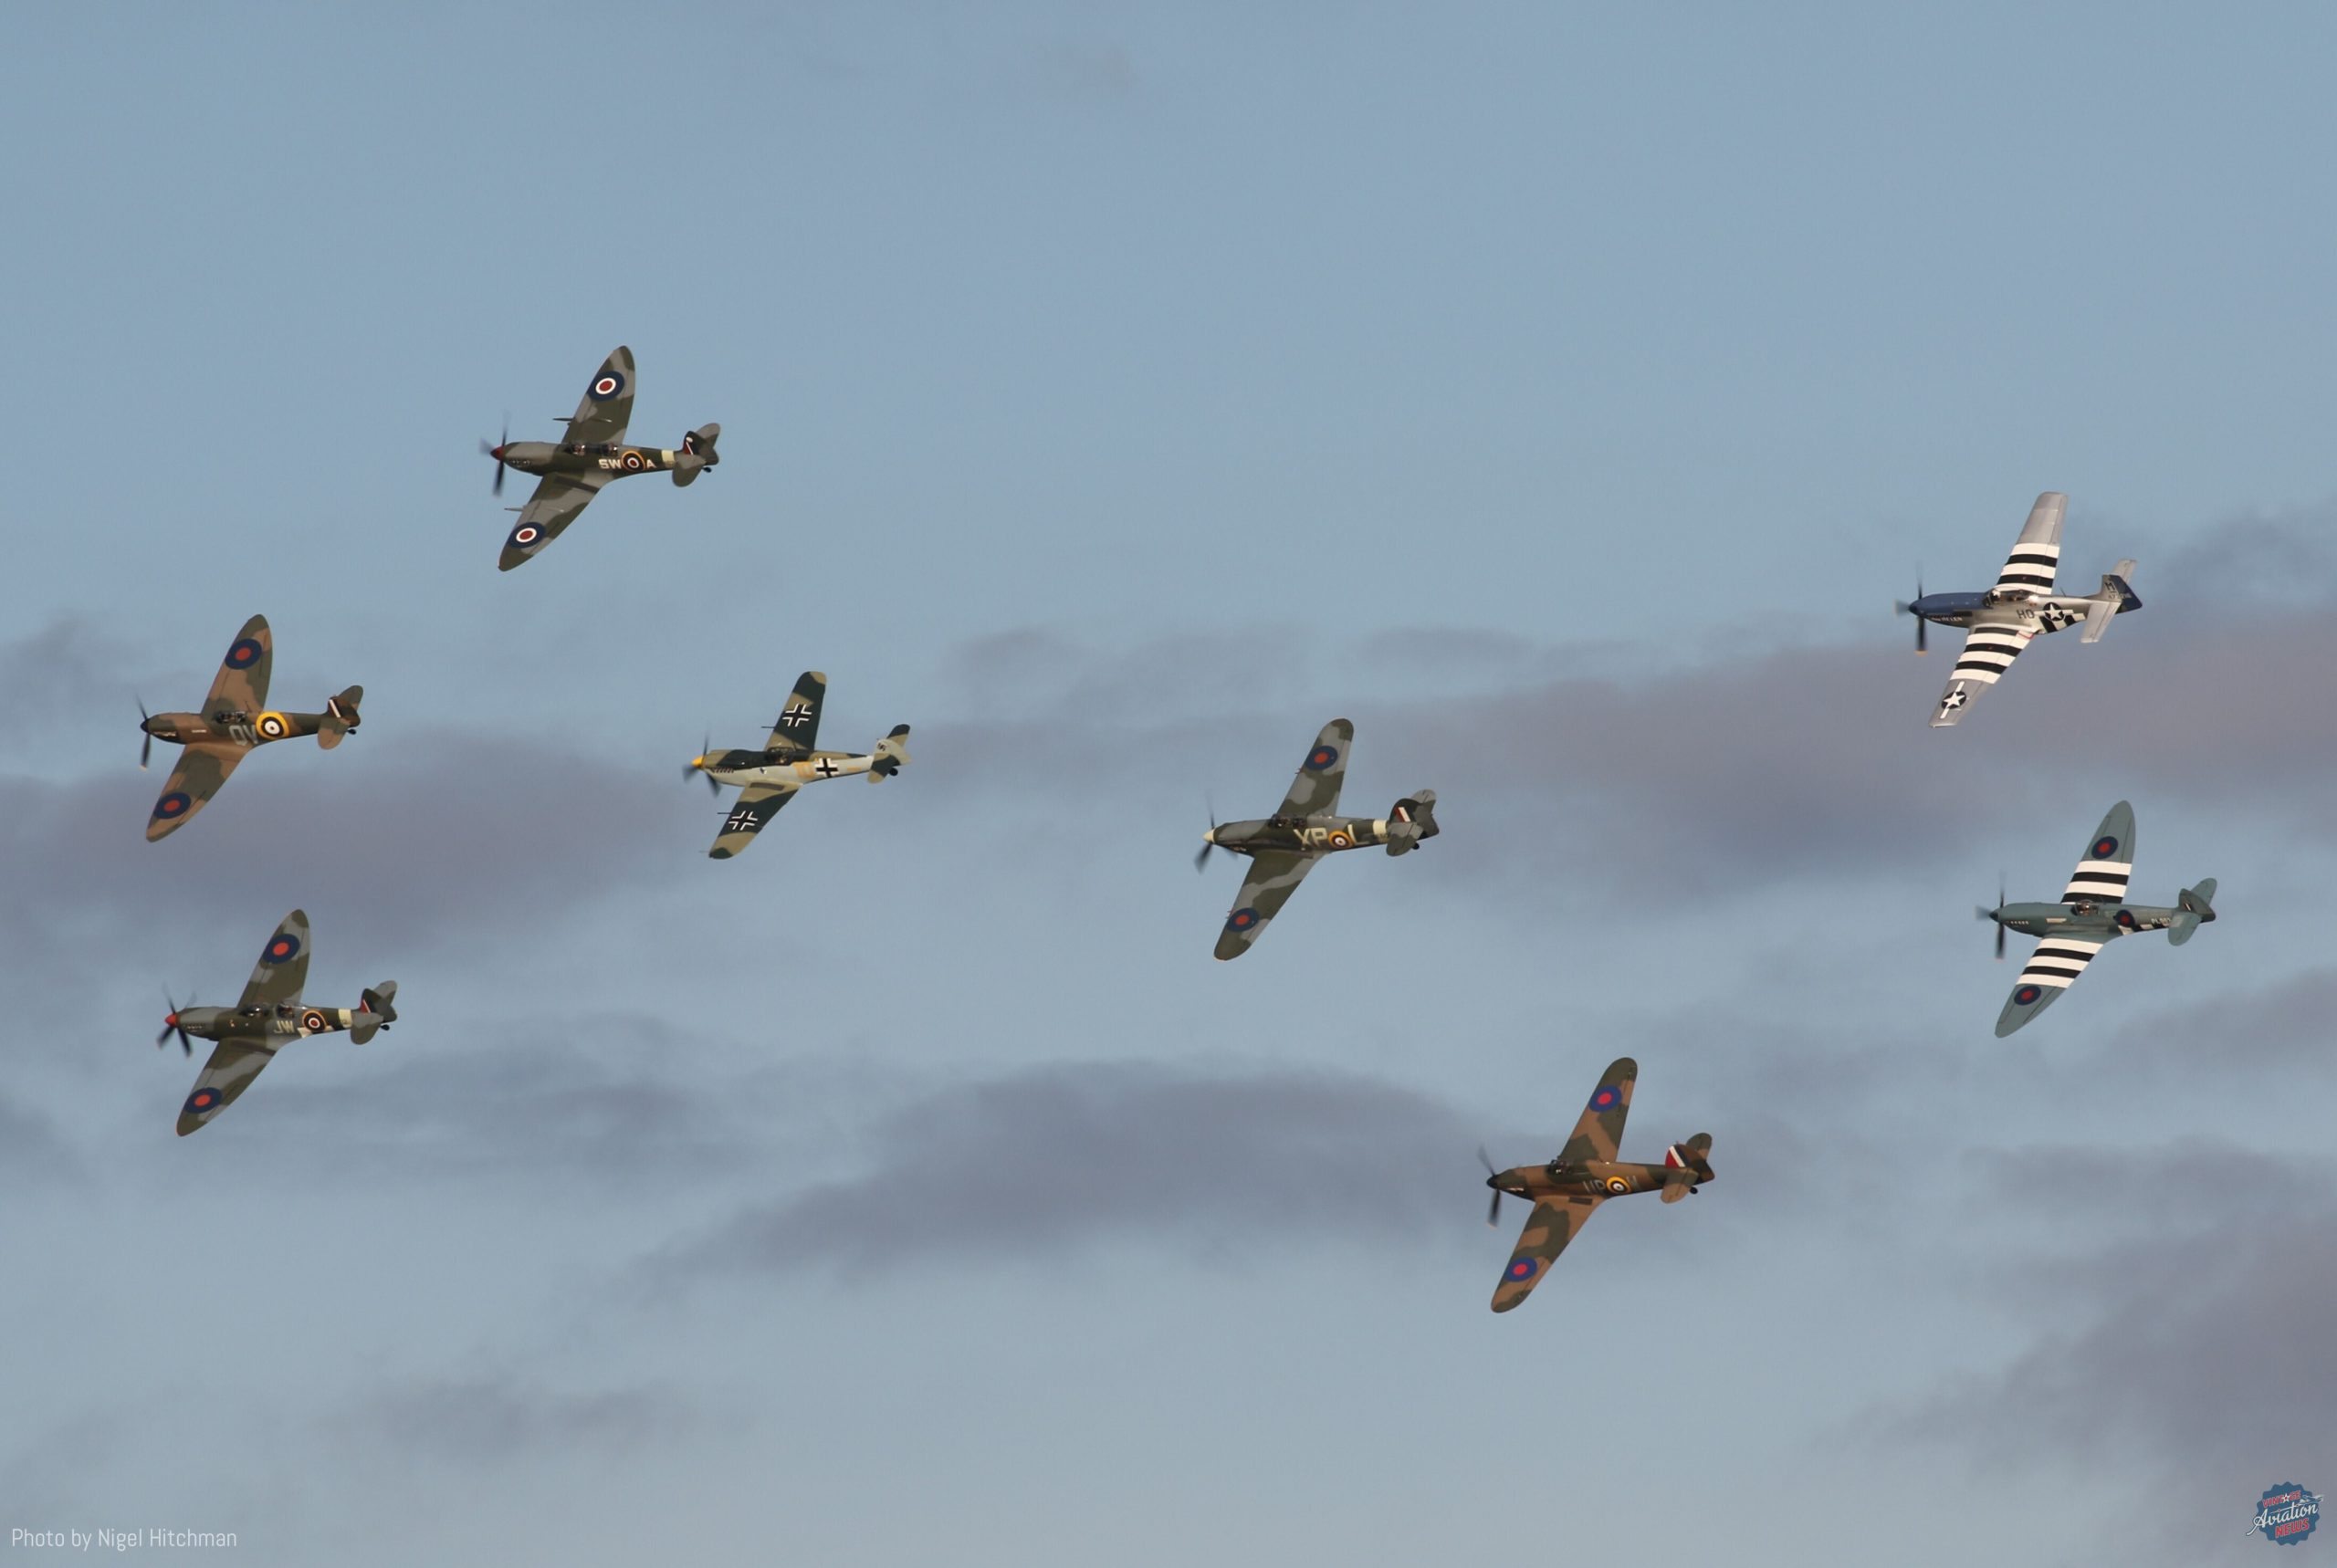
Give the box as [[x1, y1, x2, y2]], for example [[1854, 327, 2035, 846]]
[[4, 5, 2333, 1564]]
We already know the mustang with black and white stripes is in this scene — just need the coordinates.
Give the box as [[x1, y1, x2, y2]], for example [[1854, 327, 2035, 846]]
[[1976, 801, 2219, 1037], [1893, 492, 2143, 728]]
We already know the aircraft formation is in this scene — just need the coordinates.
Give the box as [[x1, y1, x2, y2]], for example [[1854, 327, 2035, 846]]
[[131, 355, 2217, 1311]]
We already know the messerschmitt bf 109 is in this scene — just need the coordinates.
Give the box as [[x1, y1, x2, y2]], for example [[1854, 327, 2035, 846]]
[[1194, 719, 1438, 959], [1893, 492, 2141, 727], [483, 346, 720, 571], [1481, 1056, 1714, 1312], [1979, 800, 2218, 1037], [684, 671, 911, 860], [159, 909, 396, 1136], [139, 614, 362, 841]]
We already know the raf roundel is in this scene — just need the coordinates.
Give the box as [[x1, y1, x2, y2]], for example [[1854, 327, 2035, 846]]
[[184, 1086, 223, 1115], [2092, 835, 2121, 860], [511, 526, 540, 547], [1305, 745, 1339, 771], [262, 932, 303, 966], [588, 371, 627, 402], [1605, 1176, 1632, 1194], [1225, 907, 1261, 933], [300, 1009, 330, 1034], [1588, 1083, 1624, 1113], [225, 637, 264, 670], [2014, 983, 2043, 1006], [1506, 1256, 1539, 1281], [153, 791, 192, 820], [256, 712, 289, 739]]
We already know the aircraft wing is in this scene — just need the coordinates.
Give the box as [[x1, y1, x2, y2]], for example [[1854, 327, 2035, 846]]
[[204, 614, 273, 717], [764, 671, 826, 758], [1556, 1056, 1638, 1166], [1276, 719, 1353, 819], [1491, 1197, 1605, 1312], [709, 783, 799, 860], [1993, 492, 2066, 595], [565, 345, 635, 446], [1213, 851, 1316, 960], [1994, 936, 2106, 1036], [498, 471, 613, 570], [1928, 614, 2036, 727], [176, 1036, 279, 1135], [236, 909, 311, 1010], [2062, 800, 2135, 903], [146, 745, 245, 841]]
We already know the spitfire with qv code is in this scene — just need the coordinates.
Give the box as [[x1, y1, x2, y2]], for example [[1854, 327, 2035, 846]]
[[483, 345, 721, 571]]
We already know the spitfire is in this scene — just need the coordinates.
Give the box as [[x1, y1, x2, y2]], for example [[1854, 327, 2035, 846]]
[[1483, 1057, 1714, 1312], [139, 614, 362, 841], [1979, 800, 2219, 1037], [685, 671, 912, 860], [1895, 491, 2142, 727], [160, 909, 397, 1136], [1196, 719, 1438, 959], [486, 346, 721, 571]]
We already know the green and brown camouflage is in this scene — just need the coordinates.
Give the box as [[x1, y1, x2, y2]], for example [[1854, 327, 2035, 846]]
[[1200, 719, 1439, 958], [1483, 1057, 1715, 1312], [1981, 800, 2220, 1036], [683, 672, 912, 859], [489, 347, 721, 570], [162, 909, 397, 1136], [140, 614, 363, 841]]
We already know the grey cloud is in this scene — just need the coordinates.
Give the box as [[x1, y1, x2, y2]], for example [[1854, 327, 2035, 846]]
[[2098, 967, 2337, 1078], [331, 1373, 729, 1464]]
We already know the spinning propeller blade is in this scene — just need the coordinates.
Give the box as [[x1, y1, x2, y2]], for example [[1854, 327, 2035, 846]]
[[1478, 1145, 1502, 1228], [137, 698, 152, 770], [1975, 875, 2007, 959], [481, 417, 509, 497], [1893, 573, 1927, 653], [1194, 797, 1219, 873], [157, 989, 193, 1056]]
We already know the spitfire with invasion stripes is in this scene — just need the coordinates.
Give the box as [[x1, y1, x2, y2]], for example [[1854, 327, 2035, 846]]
[[1978, 801, 2220, 1037], [1481, 1057, 1715, 1312], [1892, 492, 2143, 727]]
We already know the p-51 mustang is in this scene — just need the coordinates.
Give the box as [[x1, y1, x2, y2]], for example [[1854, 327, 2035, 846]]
[[1195, 719, 1438, 960], [684, 671, 911, 860], [139, 613, 362, 841], [1482, 1056, 1714, 1312], [1980, 800, 2218, 1038], [484, 346, 720, 570], [1893, 491, 2141, 727], [159, 909, 396, 1136]]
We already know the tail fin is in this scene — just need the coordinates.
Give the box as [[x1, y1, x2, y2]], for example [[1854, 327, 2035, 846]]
[[2082, 559, 2141, 643], [674, 423, 721, 486], [2170, 878, 2217, 945], [1660, 1133, 1714, 1201], [870, 724, 910, 780], [1385, 789, 1440, 855], [319, 685, 364, 749], [351, 980, 397, 1043]]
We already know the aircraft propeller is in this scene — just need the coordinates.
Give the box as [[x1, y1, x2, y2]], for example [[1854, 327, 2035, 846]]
[[157, 989, 194, 1056], [685, 734, 720, 797], [1193, 798, 1219, 873], [1478, 1145, 1503, 1228], [481, 417, 510, 497], [137, 698, 152, 770], [1975, 874, 2007, 959], [1892, 573, 1927, 653]]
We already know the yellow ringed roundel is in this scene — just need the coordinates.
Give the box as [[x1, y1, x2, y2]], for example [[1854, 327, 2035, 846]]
[[256, 711, 291, 739]]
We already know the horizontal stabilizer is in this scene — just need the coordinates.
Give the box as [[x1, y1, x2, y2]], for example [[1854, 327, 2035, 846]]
[[319, 685, 363, 748], [2172, 878, 2217, 944], [351, 980, 397, 1042], [870, 724, 910, 780], [1386, 789, 1439, 855], [2080, 596, 2116, 643], [672, 452, 706, 486], [2167, 911, 2201, 946]]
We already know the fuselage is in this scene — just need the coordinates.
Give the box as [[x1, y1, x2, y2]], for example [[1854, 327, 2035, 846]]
[[1907, 582, 2142, 632], [695, 747, 877, 789], [493, 439, 686, 482], [141, 706, 339, 752], [1490, 1158, 1709, 1202], [1993, 898, 2212, 940], [1204, 814, 1399, 857], [167, 1000, 365, 1045]]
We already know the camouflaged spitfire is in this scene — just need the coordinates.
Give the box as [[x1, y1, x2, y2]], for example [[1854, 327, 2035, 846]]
[[160, 909, 396, 1136], [1894, 492, 2143, 727], [1979, 800, 2218, 1037], [139, 614, 362, 841], [685, 671, 911, 860], [485, 346, 721, 570], [1196, 719, 1438, 959], [1483, 1057, 1714, 1312]]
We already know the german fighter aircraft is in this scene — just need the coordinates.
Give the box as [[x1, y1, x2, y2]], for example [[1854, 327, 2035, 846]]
[[684, 671, 911, 860], [1893, 492, 2141, 727], [139, 614, 362, 841], [1196, 720, 1438, 960], [1979, 800, 2218, 1037], [159, 909, 396, 1136], [1482, 1056, 1714, 1312], [484, 346, 720, 571]]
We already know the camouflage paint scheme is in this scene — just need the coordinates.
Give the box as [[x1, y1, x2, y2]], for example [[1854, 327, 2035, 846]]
[[1984, 800, 2219, 1037], [1485, 1057, 1715, 1312], [489, 346, 722, 571], [1200, 719, 1439, 959], [140, 614, 363, 841], [1898, 492, 2143, 727], [685, 671, 912, 860], [162, 909, 398, 1136]]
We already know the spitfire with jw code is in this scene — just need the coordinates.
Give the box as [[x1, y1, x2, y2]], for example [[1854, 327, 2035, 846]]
[[685, 671, 912, 860], [1893, 491, 2142, 727], [1978, 800, 2219, 1037], [158, 909, 397, 1136], [1195, 719, 1439, 959], [139, 613, 362, 841], [485, 346, 721, 571]]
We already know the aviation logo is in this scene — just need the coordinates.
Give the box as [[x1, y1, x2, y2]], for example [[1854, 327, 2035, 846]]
[[2248, 1483, 2321, 1545]]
